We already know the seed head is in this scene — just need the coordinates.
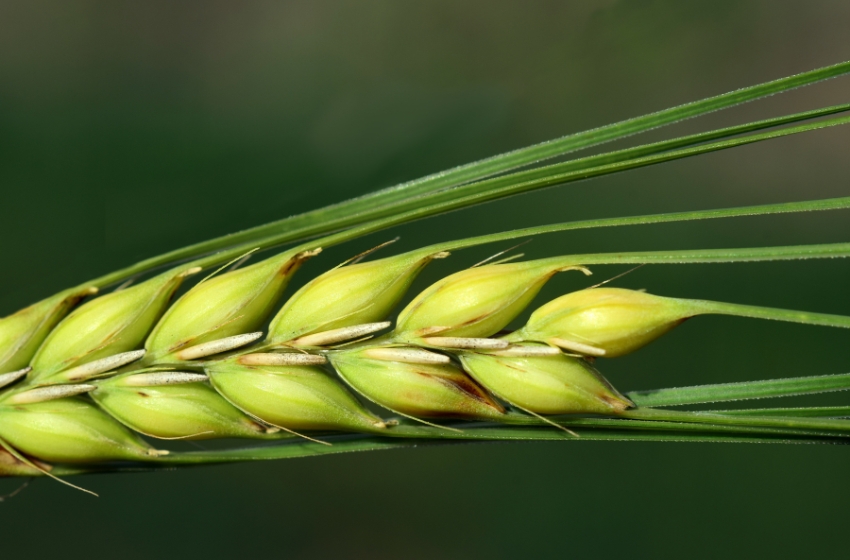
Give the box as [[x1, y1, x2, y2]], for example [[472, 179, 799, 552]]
[[459, 344, 631, 415], [30, 267, 196, 383], [145, 250, 317, 363], [506, 287, 693, 357], [206, 359, 386, 433], [330, 347, 506, 421], [394, 260, 590, 342], [0, 398, 163, 463], [0, 286, 96, 374], [92, 373, 274, 440]]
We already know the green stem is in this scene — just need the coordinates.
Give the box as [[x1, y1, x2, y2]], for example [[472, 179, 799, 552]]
[[231, 103, 850, 252], [84, 111, 850, 288], [213, 114, 850, 269], [104, 62, 850, 269], [340, 115, 850, 244], [330, 64, 850, 208], [468, 104, 850, 191], [371, 415, 830, 439], [688, 299, 850, 329], [628, 373, 850, 407], [200, 199, 850, 277], [543, 241, 850, 267], [424, 196, 850, 254], [17, 414, 850, 477], [705, 406, 850, 418], [284, 196, 850, 275], [135, 116, 850, 284], [623, 407, 850, 435], [153, 425, 842, 466], [493, 413, 846, 439]]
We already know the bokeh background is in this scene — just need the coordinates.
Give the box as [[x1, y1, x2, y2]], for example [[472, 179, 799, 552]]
[[1, 1, 849, 558]]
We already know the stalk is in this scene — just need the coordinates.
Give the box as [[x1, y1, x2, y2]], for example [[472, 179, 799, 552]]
[[542, 242, 850, 267], [622, 407, 850, 435], [98, 193, 850, 291], [96, 424, 850, 470], [89, 60, 850, 269], [146, 428, 845, 468], [85, 109, 850, 288], [704, 406, 850, 418], [422, 196, 850, 254], [226, 115, 850, 265], [683, 299, 850, 329], [224, 116, 850, 258], [628, 373, 850, 407]]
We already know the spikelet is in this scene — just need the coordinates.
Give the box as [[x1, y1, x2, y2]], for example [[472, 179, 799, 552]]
[[0, 398, 164, 463], [206, 357, 387, 434], [267, 248, 446, 347], [330, 346, 506, 421], [459, 344, 632, 415], [394, 259, 590, 344], [29, 267, 196, 383], [505, 288, 694, 357], [92, 372, 277, 440], [145, 250, 317, 363], [0, 286, 96, 374]]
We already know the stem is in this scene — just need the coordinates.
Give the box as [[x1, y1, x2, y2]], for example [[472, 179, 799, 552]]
[[153, 424, 842, 466], [343, 64, 850, 204], [688, 299, 850, 329], [83, 62, 850, 278], [705, 406, 850, 418], [543, 241, 850, 267], [279, 200, 850, 275], [219, 115, 850, 267], [627, 373, 850, 407], [370, 415, 831, 439], [84, 112, 850, 288], [424, 196, 850, 254], [290, 104, 850, 247], [491, 413, 844, 439], [623, 407, 850, 435], [17, 414, 850, 477]]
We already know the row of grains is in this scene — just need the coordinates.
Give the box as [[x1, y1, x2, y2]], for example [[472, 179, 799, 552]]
[[0, 245, 696, 470]]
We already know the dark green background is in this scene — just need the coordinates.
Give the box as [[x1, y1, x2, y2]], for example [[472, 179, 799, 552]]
[[1, 2, 849, 558]]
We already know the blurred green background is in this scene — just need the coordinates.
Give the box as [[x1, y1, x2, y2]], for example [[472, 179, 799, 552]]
[[1, 1, 849, 558]]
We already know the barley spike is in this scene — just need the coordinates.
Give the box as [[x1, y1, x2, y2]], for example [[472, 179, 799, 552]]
[[3, 58, 850, 484]]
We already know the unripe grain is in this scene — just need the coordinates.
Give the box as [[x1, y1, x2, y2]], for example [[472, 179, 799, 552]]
[[145, 250, 316, 363], [30, 267, 196, 382], [268, 249, 446, 346], [331, 347, 506, 421], [460, 344, 631, 415], [0, 286, 96, 374], [207, 359, 387, 433], [92, 373, 275, 440], [506, 288, 692, 357], [0, 398, 163, 463], [394, 260, 590, 343]]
